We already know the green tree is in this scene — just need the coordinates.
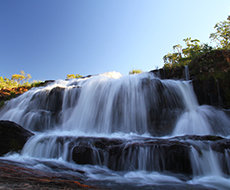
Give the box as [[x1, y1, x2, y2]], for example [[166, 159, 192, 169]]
[[163, 16, 230, 69], [181, 38, 212, 64], [163, 38, 212, 69], [129, 69, 143, 75], [210, 15, 230, 49], [163, 44, 182, 68]]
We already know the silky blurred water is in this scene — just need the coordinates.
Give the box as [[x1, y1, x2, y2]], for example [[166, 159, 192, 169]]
[[1, 71, 230, 189]]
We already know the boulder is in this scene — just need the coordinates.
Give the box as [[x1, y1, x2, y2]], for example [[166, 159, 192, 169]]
[[0, 120, 34, 156]]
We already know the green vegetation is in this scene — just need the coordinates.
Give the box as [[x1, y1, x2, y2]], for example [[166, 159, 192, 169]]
[[0, 77, 18, 89], [0, 70, 42, 89], [163, 15, 230, 69], [129, 69, 143, 74], [0, 71, 45, 108], [163, 38, 212, 69], [66, 74, 83, 79], [210, 15, 230, 49], [11, 70, 31, 85]]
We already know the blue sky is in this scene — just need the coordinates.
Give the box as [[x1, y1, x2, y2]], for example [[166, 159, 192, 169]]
[[0, 0, 230, 81]]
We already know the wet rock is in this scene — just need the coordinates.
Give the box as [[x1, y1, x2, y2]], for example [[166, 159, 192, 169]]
[[46, 86, 65, 113], [25, 86, 66, 131], [108, 139, 192, 174], [72, 137, 124, 165], [192, 77, 220, 107], [174, 135, 224, 141], [0, 160, 99, 190], [150, 68, 166, 79], [28, 86, 65, 114], [72, 146, 96, 165], [210, 139, 230, 153], [71, 137, 192, 175], [151, 50, 230, 109], [0, 120, 34, 156], [20, 134, 230, 176], [141, 78, 184, 136]]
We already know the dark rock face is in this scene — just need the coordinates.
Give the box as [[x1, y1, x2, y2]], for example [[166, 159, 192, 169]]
[[70, 135, 230, 176], [0, 120, 34, 156], [27, 86, 65, 114], [151, 50, 230, 109], [107, 140, 192, 174], [141, 78, 184, 136], [71, 136, 192, 175], [190, 50, 230, 109], [192, 77, 220, 107], [211, 139, 230, 153], [25, 86, 67, 131], [72, 146, 96, 165], [151, 66, 186, 80]]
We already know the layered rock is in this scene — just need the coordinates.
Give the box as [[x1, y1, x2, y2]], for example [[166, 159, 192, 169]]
[[21, 135, 229, 176], [151, 50, 230, 109]]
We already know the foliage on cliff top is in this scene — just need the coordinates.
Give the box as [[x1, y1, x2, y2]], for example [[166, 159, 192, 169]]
[[129, 69, 143, 74], [0, 70, 43, 90], [210, 15, 230, 49], [0, 71, 45, 108], [189, 49, 230, 75], [163, 15, 230, 69], [66, 74, 83, 79]]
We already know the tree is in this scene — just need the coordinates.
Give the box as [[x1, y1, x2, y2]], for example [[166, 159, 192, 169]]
[[163, 44, 182, 68], [181, 38, 212, 64], [129, 69, 143, 75], [162, 15, 230, 69], [210, 15, 230, 49], [11, 74, 25, 84], [11, 70, 31, 85], [163, 38, 212, 69]]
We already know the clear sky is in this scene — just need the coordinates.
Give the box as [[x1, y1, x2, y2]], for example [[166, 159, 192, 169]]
[[0, 0, 230, 81]]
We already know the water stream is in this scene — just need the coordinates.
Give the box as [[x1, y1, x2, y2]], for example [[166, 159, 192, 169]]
[[1, 71, 230, 189]]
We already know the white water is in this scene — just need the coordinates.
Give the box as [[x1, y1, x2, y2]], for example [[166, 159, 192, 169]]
[[172, 80, 212, 135], [1, 71, 230, 189], [184, 65, 190, 80], [190, 147, 223, 176], [62, 73, 148, 134]]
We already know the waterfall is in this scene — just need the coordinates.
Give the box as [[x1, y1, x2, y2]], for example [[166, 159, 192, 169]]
[[190, 147, 223, 177], [184, 65, 190, 80], [1, 71, 230, 189], [216, 79, 223, 107], [1, 72, 229, 136]]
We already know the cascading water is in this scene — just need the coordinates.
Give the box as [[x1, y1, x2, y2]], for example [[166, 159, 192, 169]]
[[184, 65, 190, 80], [1, 71, 230, 189]]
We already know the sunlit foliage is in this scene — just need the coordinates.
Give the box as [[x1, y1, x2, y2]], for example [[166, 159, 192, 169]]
[[129, 69, 143, 74], [163, 38, 212, 69], [163, 15, 229, 69], [0, 71, 41, 89], [210, 15, 230, 49], [11, 70, 31, 85], [66, 74, 83, 79]]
